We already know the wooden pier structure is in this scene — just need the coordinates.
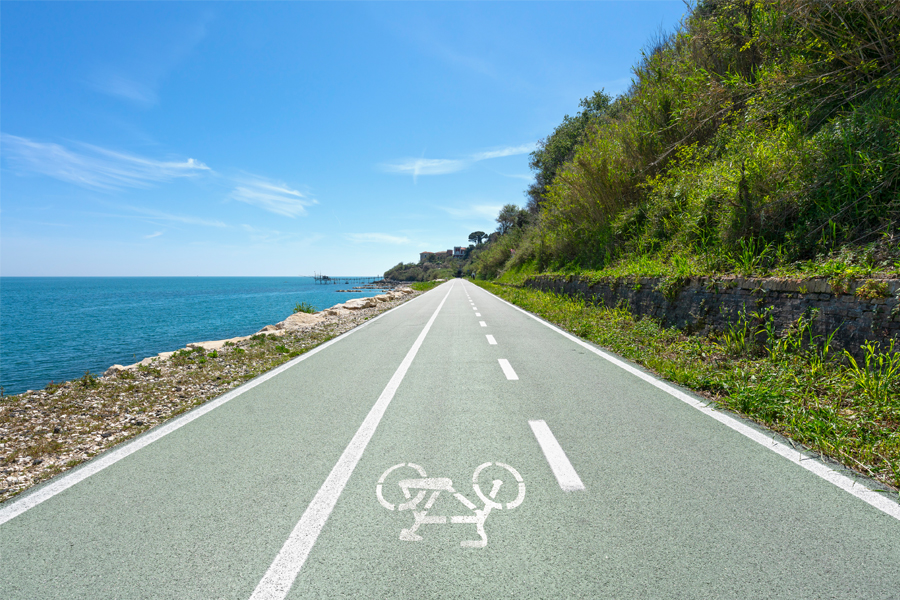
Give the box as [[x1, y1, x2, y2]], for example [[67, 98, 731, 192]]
[[313, 272, 382, 285]]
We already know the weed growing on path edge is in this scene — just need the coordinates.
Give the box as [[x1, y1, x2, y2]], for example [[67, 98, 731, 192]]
[[473, 281, 900, 491]]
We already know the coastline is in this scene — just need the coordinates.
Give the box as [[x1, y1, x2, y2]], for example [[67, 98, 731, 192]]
[[0, 286, 420, 504]]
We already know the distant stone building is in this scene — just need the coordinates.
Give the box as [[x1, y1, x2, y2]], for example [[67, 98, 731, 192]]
[[419, 247, 465, 263]]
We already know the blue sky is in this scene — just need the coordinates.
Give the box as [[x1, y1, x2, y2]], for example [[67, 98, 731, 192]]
[[1, 1, 688, 276]]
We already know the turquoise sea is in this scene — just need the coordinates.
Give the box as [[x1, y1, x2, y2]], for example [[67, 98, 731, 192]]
[[0, 277, 388, 396]]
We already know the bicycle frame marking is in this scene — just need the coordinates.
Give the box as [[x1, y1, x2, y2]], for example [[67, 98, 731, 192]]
[[376, 462, 525, 548]]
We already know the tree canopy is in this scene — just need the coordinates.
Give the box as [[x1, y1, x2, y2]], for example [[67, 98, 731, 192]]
[[496, 204, 530, 234], [468, 231, 487, 245], [526, 89, 612, 213]]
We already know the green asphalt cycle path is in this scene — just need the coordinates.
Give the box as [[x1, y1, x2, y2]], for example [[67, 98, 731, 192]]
[[2, 280, 898, 599]]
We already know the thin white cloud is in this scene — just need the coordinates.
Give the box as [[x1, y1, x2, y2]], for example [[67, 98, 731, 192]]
[[439, 204, 503, 220], [346, 233, 411, 245], [230, 178, 316, 218], [240, 223, 298, 244], [144, 231, 164, 239], [382, 144, 536, 181], [85, 15, 209, 107], [1, 133, 210, 190], [403, 21, 496, 79], [87, 72, 158, 106], [381, 158, 467, 182], [94, 204, 228, 228], [470, 144, 535, 161]]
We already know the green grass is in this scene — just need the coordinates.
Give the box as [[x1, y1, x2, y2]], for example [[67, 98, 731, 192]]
[[472, 280, 900, 491], [410, 281, 444, 292], [293, 302, 317, 314], [79, 371, 100, 389]]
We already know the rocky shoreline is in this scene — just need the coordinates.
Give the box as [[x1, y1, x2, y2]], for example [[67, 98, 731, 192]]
[[0, 287, 420, 504]]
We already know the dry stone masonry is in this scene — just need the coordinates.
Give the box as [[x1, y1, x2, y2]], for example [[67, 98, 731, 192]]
[[525, 275, 899, 358]]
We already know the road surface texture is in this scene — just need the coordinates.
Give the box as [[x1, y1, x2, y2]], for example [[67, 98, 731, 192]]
[[2, 280, 898, 599]]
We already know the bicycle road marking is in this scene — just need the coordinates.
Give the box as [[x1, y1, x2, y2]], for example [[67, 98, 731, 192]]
[[249, 283, 455, 600], [376, 462, 525, 548], [486, 335, 497, 345], [498, 359, 518, 380], [529, 420, 585, 492]]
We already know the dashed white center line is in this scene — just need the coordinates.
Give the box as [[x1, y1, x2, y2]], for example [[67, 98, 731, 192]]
[[479, 321, 486, 327], [529, 420, 585, 492], [475, 313, 481, 317], [498, 359, 518, 380], [472, 306, 477, 310], [486, 335, 497, 345]]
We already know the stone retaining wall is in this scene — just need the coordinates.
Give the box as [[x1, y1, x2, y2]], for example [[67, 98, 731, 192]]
[[524, 275, 900, 358]]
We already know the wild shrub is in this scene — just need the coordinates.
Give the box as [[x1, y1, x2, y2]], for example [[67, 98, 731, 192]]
[[844, 340, 900, 408], [293, 302, 316, 314], [79, 371, 99, 389], [514, 0, 900, 277]]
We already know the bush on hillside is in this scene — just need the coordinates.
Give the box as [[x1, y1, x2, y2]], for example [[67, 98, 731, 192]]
[[491, 0, 900, 278]]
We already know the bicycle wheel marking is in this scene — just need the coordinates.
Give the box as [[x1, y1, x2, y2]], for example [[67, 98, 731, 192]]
[[376, 462, 525, 548]]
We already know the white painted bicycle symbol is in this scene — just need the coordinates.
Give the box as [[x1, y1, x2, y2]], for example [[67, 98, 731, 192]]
[[376, 462, 525, 548]]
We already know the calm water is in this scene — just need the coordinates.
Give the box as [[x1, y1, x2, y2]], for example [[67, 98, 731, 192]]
[[0, 277, 387, 396]]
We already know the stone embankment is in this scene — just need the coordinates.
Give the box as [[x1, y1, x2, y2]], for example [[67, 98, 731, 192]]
[[525, 275, 900, 356], [103, 288, 415, 375], [0, 287, 418, 503]]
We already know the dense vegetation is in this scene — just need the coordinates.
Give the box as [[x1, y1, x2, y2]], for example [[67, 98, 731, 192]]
[[384, 250, 470, 282], [471, 0, 900, 281]]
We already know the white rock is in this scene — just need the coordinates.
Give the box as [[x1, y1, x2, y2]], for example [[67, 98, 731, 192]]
[[281, 311, 326, 331], [344, 297, 377, 309]]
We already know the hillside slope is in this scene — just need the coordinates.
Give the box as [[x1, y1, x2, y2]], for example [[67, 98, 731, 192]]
[[472, 0, 899, 282]]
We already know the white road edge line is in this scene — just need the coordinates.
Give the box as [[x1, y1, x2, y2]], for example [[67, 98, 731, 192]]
[[473, 281, 900, 521], [529, 420, 585, 492], [498, 359, 518, 380], [0, 290, 439, 527], [486, 335, 497, 345], [249, 283, 455, 600]]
